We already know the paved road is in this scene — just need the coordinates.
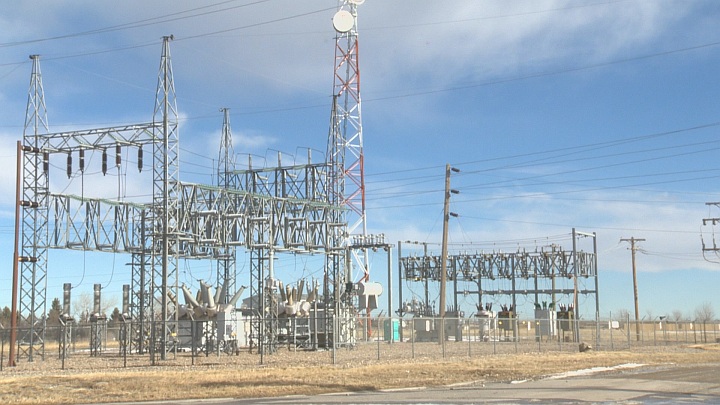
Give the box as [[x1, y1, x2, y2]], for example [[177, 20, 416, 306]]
[[105, 363, 720, 404], [229, 363, 720, 404]]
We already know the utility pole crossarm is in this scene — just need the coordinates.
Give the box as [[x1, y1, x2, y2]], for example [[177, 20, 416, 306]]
[[701, 204, 720, 252]]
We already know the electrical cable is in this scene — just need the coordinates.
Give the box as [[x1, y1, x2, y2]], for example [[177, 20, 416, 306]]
[[366, 133, 720, 202], [0, 0, 272, 49], [102, 158, 123, 290], [75, 166, 87, 290]]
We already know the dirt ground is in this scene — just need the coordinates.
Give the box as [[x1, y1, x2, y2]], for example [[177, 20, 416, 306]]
[[2, 342, 720, 404]]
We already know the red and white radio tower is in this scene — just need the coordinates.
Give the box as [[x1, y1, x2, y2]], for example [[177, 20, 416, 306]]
[[328, 0, 369, 283]]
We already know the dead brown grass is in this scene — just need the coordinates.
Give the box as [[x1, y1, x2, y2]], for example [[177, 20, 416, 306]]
[[2, 343, 720, 404]]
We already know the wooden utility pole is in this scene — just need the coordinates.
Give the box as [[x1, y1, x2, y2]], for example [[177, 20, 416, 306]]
[[9, 141, 22, 367], [620, 237, 645, 342], [439, 164, 459, 343], [439, 165, 451, 320]]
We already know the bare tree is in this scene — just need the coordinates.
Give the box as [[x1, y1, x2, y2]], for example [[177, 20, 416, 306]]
[[671, 309, 684, 331], [694, 302, 716, 321], [614, 309, 630, 331], [100, 295, 118, 316], [694, 302, 716, 343], [75, 292, 92, 323], [615, 309, 630, 321]]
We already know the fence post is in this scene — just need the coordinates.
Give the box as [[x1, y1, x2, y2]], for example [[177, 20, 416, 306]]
[[493, 322, 497, 355], [467, 318, 472, 357], [331, 315, 336, 365], [191, 320, 196, 366], [653, 320, 656, 346], [441, 317, 446, 359], [411, 319, 415, 359], [595, 312, 600, 350], [61, 324, 67, 370], [377, 316, 381, 361], [626, 314, 631, 347]]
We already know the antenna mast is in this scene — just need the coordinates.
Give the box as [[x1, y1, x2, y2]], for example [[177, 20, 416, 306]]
[[328, 0, 369, 282]]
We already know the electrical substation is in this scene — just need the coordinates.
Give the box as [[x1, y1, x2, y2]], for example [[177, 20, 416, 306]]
[[11, 0, 381, 363], [397, 230, 599, 344], [10, 0, 601, 365]]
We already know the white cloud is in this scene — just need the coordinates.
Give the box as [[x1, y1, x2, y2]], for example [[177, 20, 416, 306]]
[[357, 0, 692, 91]]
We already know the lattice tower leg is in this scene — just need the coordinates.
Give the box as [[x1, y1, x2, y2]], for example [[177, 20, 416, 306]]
[[90, 321, 104, 357], [249, 248, 262, 354], [217, 253, 235, 304], [264, 278, 278, 355], [130, 251, 151, 354], [19, 145, 49, 362], [59, 322, 72, 360], [119, 321, 129, 357], [249, 247, 278, 356], [18, 55, 50, 362], [151, 35, 180, 361]]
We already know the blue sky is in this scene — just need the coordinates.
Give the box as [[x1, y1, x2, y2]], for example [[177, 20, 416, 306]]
[[0, 0, 719, 321]]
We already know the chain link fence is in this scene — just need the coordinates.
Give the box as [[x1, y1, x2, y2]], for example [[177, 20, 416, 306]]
[[1, 316, 718, 370]]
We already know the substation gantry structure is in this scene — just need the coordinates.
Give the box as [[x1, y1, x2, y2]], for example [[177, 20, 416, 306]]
[[15, 0, 371, 362], [398, 229, 600, 341]]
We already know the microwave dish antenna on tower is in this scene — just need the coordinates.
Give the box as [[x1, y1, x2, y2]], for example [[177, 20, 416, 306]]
[[332, 10, 354, 33]]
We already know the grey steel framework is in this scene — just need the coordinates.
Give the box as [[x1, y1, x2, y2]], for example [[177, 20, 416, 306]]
[[398, 232, 600, 322], [217, 108, 237, 306], [17, 30, 359, 360], [20, 35, 178, 360], [225, 154, 345, 353], [151, 36, 180, 360], [19, 54, 50, 361]]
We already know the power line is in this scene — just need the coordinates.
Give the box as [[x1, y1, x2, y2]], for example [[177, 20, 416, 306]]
[[364, 40, 720, 104], [0, 0, 270, 49], [363, 120, 720, 205]]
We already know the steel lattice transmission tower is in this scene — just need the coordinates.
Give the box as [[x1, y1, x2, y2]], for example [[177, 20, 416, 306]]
[[328, 0, 369, 284], [151, 35, 180, 359], [20, 54, 50, 361], [217, 108, 237, 303]]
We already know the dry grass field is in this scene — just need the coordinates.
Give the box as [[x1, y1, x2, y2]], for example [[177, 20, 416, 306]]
[[1, 343, 719, 404]]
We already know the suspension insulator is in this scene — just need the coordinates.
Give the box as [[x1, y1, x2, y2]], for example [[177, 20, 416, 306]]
[[79, 149, 85, 173], [42, 152, 49, 173], [137, 146, 143, 173], [102, 148, 108, 176], [66, 152, 72, 178], [115, 144, 121, 167]]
